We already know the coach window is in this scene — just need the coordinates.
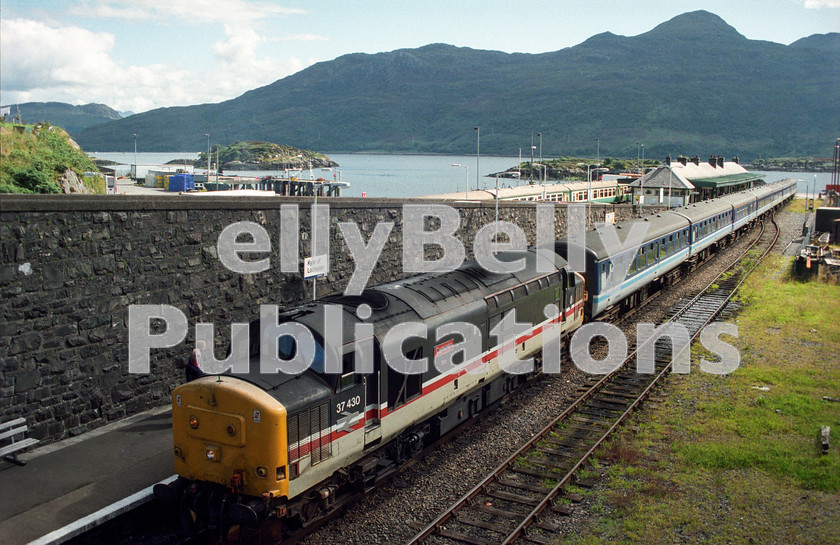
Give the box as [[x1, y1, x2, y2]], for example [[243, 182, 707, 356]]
[[636, 248, 646, 271], [646, 243, 657, 264], [659, 238, 668, 259]]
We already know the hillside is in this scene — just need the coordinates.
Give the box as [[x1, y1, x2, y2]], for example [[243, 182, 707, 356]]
[[0, 122, 104, 194], [75, 11, 840, 160], [3, 102, 122, 135]]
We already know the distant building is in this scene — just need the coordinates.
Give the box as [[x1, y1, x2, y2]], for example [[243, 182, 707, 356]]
[[629, 155, 764, 206]]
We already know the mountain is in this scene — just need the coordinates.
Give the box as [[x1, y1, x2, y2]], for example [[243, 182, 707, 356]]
[[3, 102, 122, 135], [789, 33, 840, 54], [75, 10, 839, 160]]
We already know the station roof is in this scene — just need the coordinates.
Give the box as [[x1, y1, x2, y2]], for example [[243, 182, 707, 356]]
[[629, 158, 764, 190], [628, 165, 694, 190]]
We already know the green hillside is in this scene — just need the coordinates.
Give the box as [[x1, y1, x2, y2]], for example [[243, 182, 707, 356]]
[[0, 122, 103, 194], [75, 11, 840, 160]]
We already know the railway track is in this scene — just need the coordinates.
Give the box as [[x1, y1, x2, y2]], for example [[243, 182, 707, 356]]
[[404, 216, 780, 545]]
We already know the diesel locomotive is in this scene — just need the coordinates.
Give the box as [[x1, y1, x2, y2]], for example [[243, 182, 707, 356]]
[[155, 179, 795, 537]]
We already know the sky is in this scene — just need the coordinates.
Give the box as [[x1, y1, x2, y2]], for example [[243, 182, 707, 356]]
[[1, 0, 838, 114]]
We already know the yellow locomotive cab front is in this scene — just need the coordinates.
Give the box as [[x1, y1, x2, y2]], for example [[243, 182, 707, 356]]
[[171, 376, 289, 500]]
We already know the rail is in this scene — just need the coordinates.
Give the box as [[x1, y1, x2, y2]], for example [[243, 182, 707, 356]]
[[405, 215, 779, 545]]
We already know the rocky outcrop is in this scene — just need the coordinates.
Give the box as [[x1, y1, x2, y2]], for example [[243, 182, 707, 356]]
[[224, 157, 338, 171], [196, 141, 338, 172], [57, 170, 92, 194]]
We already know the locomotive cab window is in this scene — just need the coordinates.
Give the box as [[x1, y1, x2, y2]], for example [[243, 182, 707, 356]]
[[339, 352, 361, 391], [387, 347, 423, 408]]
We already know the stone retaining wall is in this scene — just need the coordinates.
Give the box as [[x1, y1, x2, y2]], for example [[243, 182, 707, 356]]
[[0, 195, 651, 443]]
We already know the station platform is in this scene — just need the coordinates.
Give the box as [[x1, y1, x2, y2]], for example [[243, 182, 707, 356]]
[[0, 406, 174, 545]]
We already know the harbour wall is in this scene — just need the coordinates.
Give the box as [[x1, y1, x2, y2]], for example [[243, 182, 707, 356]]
[[0, 195, 652, 443]]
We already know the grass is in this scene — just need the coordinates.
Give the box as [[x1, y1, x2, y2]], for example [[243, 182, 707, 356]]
[[558, 214, 840, 544], [0, 121, 103, 193], [786, 197, 824, 214]]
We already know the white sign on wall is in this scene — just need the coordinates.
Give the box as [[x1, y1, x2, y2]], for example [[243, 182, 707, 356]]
[[304, 255, 328, 279]]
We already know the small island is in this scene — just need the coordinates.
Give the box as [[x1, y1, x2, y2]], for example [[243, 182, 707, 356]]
[[197, 141, 338, 171]]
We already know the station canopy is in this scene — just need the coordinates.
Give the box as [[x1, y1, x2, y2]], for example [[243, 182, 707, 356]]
[[630, 156, 764, 193]]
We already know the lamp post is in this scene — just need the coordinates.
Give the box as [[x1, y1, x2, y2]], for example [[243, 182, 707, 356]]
[[532, 163, 547, 193], [529, 134, 535, 182], [205, 133, 211, 184], [538, 133, 543, 182], [596, 137, 600, 165], [812, 174, 817, 211], [668, 165, 673, 208], [452, 163, 469, 198], [132, 134, 137, 181], [587, 165, 608, 224], [640, 143, 645, 216], [636, 141, 641, 174], [475, 126, 480, 190]]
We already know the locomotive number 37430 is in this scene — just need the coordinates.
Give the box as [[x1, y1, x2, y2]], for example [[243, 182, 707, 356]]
[[335, 395, 362, 414]]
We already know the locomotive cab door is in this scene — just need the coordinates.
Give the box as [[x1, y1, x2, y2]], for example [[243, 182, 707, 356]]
[[349, 335, 384, 448]]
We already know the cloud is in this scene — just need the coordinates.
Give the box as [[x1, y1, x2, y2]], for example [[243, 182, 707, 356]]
[[72, 0, 304, 24], [210, 25, 310, 99], [1, 19, 115, 92], [800, 0, 840, 8], [281, 34, 330, 42], [0, 18, 313, 113]]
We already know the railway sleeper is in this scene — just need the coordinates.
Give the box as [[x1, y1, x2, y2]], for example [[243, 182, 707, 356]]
[[509, 465, 560, 480], [475, 502, 529, 520], [524, 532, 555, 545], [496, 477, 553, 494], [433, 526, 496, 545], [485, 487, 541, 506], [456, 515, 512, 534]]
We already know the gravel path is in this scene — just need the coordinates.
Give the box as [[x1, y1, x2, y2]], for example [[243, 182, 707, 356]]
[[301, 211, 804, 545]]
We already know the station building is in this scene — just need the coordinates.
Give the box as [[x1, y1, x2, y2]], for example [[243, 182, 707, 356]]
[[629, 155, 764, 207]]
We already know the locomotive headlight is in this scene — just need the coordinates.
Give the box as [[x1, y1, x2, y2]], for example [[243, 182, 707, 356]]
[[189, 415, 199, 429], [206, 446, 220, 462], [256, 466, 268, 478]]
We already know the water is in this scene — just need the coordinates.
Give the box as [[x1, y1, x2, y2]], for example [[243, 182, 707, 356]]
[[753, 171, 833, 197], [89, 152, 833, 198]]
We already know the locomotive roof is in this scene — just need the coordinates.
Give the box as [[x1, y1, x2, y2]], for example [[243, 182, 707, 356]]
[[374, 248, 565, 320]]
